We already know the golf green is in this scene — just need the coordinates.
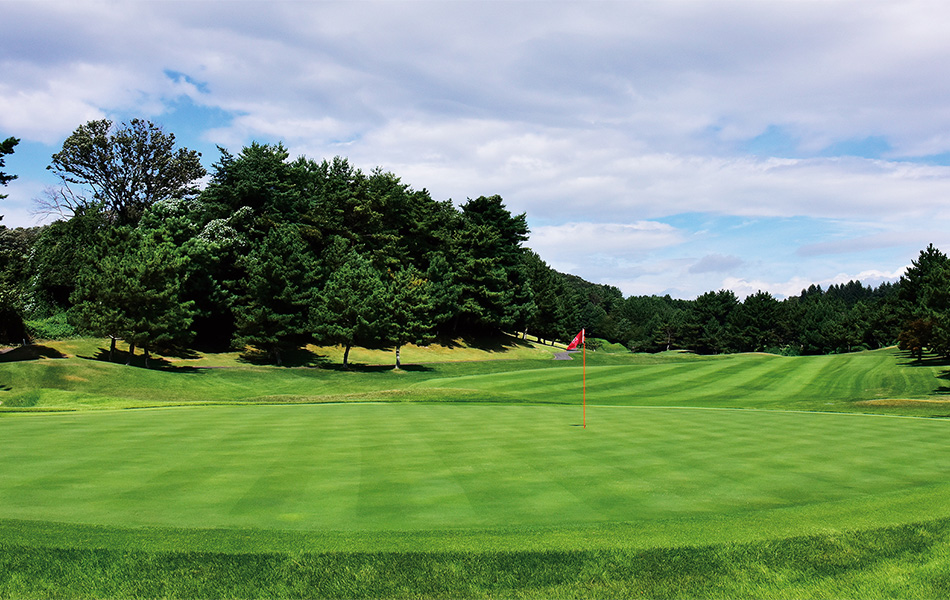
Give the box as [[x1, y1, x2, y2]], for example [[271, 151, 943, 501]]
[[5, 403, 950, 548]]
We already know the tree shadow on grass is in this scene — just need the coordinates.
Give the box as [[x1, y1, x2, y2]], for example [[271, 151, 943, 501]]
[[153, 347, 202, 360], [0, 344, 67, 362], [898, 350, 950, 368], [238, 347, 330, 368], [318, 363, 433, 373], [79, 348, 205, 373], [434, 332, 536, 352]]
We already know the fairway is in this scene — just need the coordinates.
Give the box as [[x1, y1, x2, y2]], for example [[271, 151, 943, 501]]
[[6, 402, 950, 552]]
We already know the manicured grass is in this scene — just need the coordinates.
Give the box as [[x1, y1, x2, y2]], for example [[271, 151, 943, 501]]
[[4, 342, 950, 597], [4, 404, 950, 543], [3, 342, 948, 415]]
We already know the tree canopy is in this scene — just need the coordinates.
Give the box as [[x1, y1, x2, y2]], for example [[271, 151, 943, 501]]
[[46, 119, 206, 225], [0, 136, 19, 201]]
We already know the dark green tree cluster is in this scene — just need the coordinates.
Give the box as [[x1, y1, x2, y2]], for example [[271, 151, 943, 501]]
[[895, 244, 950, 360], [605, 281, 902, 355], [0, 136, 18, 203], [7, 120, 539, 365], [521, 261, 905, 356], [0, 135, 30, 343]]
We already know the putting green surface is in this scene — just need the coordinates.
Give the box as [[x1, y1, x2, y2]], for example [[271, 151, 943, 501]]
[[6, 403, 950, 551]]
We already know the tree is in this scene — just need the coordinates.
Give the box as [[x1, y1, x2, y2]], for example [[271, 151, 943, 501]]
[[898, 244, 950, 356], [30, 206, 109, 310], [729, 291, 781, 352], [70, 227, 196, 367], [681, 290, 738, 353], [453, 195, 532, 332], [312, 252, 389, 368], [384, 266, 435, 368], [0, 136, 19, 203], [200, 143, 306, 232], [46, 119, 205, 225], [0, 283, 27, 345], [522, 251, 567, 344], [0, 136, 26, 342], [898, 318, 933, 362], [425, 251, 462, 337], [231, 224, 314, 365]]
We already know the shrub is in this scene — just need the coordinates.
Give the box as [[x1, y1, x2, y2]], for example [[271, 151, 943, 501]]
[[25, 312, 77, 341]]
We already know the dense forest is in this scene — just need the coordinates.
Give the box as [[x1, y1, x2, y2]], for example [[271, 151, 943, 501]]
[[0, 120, 944, 365]]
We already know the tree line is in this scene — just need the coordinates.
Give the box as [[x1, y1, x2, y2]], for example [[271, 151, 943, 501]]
[[0, 119, 942, 364], [0, 120, 576, 366]]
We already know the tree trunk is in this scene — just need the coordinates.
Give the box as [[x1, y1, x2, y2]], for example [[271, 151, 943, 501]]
[[143, 340, 150, 369], [395, 346, 401, 369], [126, 342, 135, 366], [343, 344, 351, 368]]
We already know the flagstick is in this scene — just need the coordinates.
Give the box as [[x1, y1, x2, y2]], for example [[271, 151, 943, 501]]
[[582, 338, 586, 429]]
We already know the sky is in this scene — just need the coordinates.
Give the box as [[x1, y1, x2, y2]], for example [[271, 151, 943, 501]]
[[3, 0, 950, 300]]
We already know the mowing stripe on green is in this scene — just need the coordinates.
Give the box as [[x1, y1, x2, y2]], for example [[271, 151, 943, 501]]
[[4, 404, 950, 540]]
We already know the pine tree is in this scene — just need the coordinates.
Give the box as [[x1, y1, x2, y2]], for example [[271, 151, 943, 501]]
[[312, 252, 388, 367], [385, 266, 434, 368], [231, 224, 313, 365], [70, 228, 195, 367]]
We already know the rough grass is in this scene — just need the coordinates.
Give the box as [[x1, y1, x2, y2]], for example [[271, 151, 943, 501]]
[[4, 519, 950, 598]]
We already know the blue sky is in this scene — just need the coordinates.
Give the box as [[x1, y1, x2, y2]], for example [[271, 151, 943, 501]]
[[3, 0, 950, 299]]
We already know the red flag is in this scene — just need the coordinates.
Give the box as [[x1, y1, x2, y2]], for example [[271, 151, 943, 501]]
[[566, 329, 585, 350]]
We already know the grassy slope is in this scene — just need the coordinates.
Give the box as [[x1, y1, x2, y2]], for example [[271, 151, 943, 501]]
[[5, 341, 950, 597], [4, 341, 945, 416]]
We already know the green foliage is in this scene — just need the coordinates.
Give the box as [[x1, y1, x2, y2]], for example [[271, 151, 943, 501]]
[[385, 265, 435, 367], [0, 224, 41, 294], [0, 283, 27, 344], [591, 338, 626, 353], [70, 226, 196, 366], [29, 206, 110, 309], [21, 117, 925, 361], [0, 220, 41, 344], [201, 142, 305, 234], [24, 312, 77, 341], [898, 244, 950, 357], [0, 135, 19, 202], [899, 318, 933, 361], [232, 224, 314, 364], [46, 119, 206, 225], [312, 252, 389, 367], [454, 195, 534, 332]]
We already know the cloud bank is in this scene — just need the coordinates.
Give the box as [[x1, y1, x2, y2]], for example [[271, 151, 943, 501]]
[[3, 1, 950, 298]]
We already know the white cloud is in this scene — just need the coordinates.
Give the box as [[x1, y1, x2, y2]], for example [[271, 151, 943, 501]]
[[527, 221, 684, 263], [722, 265, 909, 301], [5, 0, 950, 301]]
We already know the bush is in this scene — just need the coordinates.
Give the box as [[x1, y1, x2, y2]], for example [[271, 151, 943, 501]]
[[593, 338, 629, 353], [25, 312, 77, 341]]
